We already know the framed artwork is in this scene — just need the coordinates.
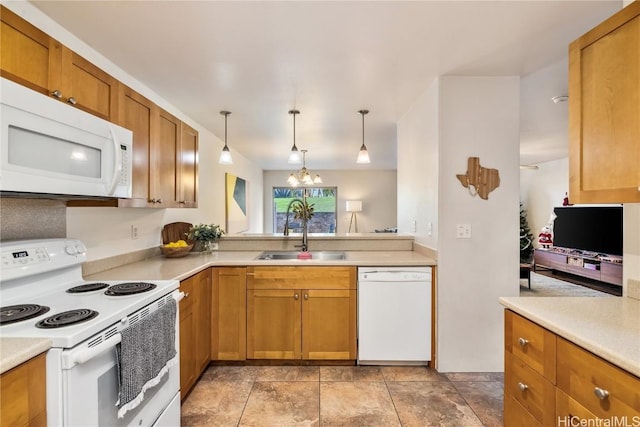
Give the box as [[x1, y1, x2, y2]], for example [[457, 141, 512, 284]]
[[225, 173, 249, 234]]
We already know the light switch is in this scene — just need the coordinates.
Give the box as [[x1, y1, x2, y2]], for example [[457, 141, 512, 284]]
[[456, 224, 471, 239]]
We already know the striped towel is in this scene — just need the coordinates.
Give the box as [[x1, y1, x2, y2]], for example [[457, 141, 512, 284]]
[[115, 298, 177, 419]]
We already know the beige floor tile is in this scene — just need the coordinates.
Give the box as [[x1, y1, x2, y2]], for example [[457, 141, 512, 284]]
[[387, 381, 484, 427], [320, 366, 385, 382], [239, 381, 320, 426], [445, 372, 504, 382], [201, 365, 258, 382], [254, 365, 320, 382], [320, 381, 401, 426], [452, 381, 504, 427], [381, 366, 445, 382], [181, 380, 253, 427]]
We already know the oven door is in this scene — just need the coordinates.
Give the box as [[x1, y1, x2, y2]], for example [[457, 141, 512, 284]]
[[61, 345, 179, 427]]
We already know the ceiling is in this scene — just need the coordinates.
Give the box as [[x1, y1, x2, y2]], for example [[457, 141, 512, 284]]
[[31, 0, 622, 170]]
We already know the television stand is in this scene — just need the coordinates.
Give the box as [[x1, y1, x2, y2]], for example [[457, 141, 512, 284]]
[[533, 248, 622, 287]]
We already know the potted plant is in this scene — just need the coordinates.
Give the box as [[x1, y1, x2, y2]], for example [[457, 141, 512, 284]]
[[187, 223, 225, 253]]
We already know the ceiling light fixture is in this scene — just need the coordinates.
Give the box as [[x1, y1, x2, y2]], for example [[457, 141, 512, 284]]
[[287, 149, 322, 186], [357, 109, 371, 164], [218, 110, 233, 164], [287, 109, 302, 164]]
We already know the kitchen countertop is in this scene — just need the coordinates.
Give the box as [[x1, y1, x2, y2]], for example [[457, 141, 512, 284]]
[[499, 296, 640, 378], [86, 250, 436, 282], [0, 338, 52, 374]]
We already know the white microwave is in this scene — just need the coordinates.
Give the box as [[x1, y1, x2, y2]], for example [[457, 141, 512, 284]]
[[0, 78, 132, 199]]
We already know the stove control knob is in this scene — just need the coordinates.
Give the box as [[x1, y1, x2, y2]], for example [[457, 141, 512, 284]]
[[65, 245, 78, 255], [75, 243, 87, 254]]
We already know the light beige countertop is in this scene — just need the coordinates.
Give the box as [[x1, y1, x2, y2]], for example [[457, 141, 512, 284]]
[[86, 250, 436, 282], [499, 296, 640, 378], [0, 337, 52, 374]]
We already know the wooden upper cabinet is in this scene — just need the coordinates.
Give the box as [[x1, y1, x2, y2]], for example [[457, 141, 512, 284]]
[[117, 85, 154, 207], [1, 6, 118, 121], [179, 122, 199, 208], [151, 108, 180, 207], [0, 5, 62, 96], [569, 2, 640, 203], [60, 47, 119, 121]]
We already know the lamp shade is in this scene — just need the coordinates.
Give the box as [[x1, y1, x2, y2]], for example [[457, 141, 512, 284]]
[[345, 201, 362, 212]]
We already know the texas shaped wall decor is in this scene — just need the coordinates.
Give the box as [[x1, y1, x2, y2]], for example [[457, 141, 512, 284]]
[[456, 157, 500, 200]]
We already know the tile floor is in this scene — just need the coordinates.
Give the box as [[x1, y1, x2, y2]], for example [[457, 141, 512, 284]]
[[181, 365, 503, 426]]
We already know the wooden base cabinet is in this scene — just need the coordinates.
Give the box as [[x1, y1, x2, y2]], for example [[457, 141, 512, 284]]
[[211, 267, 247, 360], [179, 268, 211, 399], [246, 267, 357, 360], [504, 310, 640, 426], [0, 353, 47, 427]]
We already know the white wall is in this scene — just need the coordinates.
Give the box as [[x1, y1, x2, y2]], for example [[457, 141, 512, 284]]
[[623, 205, 640, 298], [6, 1, 264, 261], [398, 76, 521, 372], [397, 80, 439, 249], [520, 158, 569, 245], [262, 170, 397, 234]]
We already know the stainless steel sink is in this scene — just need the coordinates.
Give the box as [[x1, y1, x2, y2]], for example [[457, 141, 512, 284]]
[[256, 251, 346, 260]]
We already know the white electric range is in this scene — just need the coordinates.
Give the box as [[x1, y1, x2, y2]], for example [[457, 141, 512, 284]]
[[0, 238, 182, 427]]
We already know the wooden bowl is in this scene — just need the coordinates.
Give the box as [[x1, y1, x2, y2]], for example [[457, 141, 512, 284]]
[[160, 243, 194, 258]]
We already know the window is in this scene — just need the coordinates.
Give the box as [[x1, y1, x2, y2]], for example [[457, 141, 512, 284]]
[[273, 187, 337, 234]]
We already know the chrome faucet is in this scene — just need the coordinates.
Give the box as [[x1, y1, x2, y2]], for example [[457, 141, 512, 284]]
[[283, 198, 309, 252]]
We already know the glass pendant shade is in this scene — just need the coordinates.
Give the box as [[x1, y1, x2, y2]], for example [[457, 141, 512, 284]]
[[218, 111, 233, 164], [288, 110, 302, 164], [356, 109, 371, 164]]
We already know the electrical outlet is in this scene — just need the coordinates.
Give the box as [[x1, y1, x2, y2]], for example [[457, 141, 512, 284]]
[[412, 220, 417, 232], [456, 224, 471, 239], [427, 222, 432, 237], [131, 225, 138, 240]]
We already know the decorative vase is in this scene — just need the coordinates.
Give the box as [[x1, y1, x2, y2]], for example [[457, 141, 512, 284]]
[[195, 240, 216, 253]]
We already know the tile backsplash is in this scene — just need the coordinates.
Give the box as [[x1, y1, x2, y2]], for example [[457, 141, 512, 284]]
[[0, 197, 66, 241]]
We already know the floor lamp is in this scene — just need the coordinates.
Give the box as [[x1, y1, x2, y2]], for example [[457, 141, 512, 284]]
[[346, 201, 362, 233]]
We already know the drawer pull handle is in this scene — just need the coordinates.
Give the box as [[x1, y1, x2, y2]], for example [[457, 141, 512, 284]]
[[51, 89, 63, 99], [518, 337, 528, 347], [294, 293, 299, 300], [517, 382, 528, 392], [594, 387, 609, 400], [67, 96, 77, 105]]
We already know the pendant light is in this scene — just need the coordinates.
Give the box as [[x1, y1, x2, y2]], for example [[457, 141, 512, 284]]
[[288, 109, 302, 164], [357, 109, 371, 164], [218, 111, 233, 165]]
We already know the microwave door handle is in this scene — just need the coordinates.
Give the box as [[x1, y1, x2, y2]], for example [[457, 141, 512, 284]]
[[106, 125, 122, 196]]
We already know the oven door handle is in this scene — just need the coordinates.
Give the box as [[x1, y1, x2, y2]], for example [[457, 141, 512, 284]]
[[66, 334, 122, 368]]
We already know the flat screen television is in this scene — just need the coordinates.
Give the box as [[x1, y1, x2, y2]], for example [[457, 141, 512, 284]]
[[552, 206, 623, 256]]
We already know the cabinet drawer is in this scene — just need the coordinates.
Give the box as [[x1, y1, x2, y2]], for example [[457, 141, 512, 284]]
[[505, 352, 556, 426], [247, 266, 356, 290], [505, 310, 556, 382], [504, 392, 541, 427], [179, 275, 195, 310], [556, 388, 599, 425], [557, 338, 640, 419]]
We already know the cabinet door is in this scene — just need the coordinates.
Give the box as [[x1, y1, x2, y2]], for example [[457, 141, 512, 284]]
[[301, 289, 356, 360], [0, 5, 62, 97], [194, 268, 212, 374], [178, 122, 198, 208], [179, 277, 196, 398], [569, 3, 640, 203], [151, 108, 179, 207], [0, 353, 47, 427], [117, 85, 154, 207], [247, 289, 301, 359], [212, 267, 246, 360], [60, 47, 119, 121]]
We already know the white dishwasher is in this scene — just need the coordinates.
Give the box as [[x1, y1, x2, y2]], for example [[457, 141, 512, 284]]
[[357, 266, 432, 365]]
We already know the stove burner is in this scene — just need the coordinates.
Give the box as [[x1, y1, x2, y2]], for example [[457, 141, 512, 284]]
[[1, 304, 50, 325], [105, 282, 157, 296], [67, 282, 110, 293], [35, 309, 98, 329]]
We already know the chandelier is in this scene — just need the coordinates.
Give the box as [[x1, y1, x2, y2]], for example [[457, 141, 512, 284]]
[[287, 149, 322, 186]]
